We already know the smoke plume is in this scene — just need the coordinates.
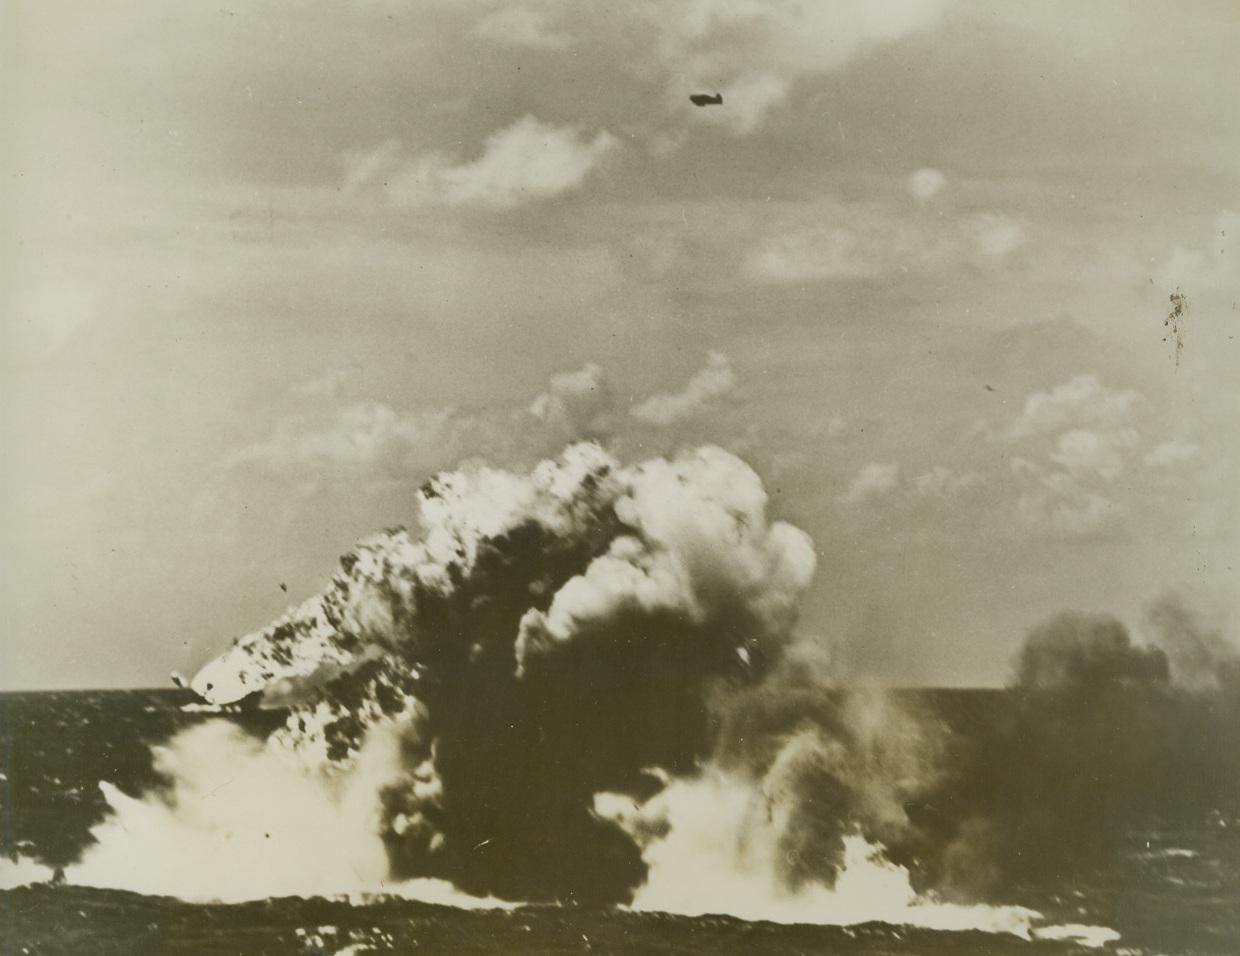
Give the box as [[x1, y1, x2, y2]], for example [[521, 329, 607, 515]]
[[188, 442, 816, 903]]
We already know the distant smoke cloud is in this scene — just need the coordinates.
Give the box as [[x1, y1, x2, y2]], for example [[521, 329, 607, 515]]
[[1012, 611, 1169, 692], [1144, 591, 1239, 691]]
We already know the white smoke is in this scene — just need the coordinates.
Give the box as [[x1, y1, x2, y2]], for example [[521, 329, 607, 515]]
[[594, 768, 1116, 944]]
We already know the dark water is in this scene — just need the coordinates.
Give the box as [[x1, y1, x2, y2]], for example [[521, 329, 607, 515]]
[[2, 689, 1237, 955]]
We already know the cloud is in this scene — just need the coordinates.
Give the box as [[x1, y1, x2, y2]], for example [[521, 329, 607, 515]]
[[965, 214, 1025, 261], [293, 366, 359, 399], [217, 402, 455, 488], [744, 207, 1026, 284], [647, 0, 948, 134], [1014, 468, 1121, 539], [1048, 427, 1139, 481], [473, 5, 569, 49], [746, 227, 885, 283], [911, 465, 981, 498], [8, 279, 96, 365], [529, 362, 612, 434], [386, 116, 619, 210], [214, 356, 748, 504], [1143, 437, 1200, 468], [998, 375, 1144, 442], [631, 352, 737, 425], [906, 168, 947, 204], [1152, 210, 1239, 295], [839, 463, 900, 506], [446, 0, 945, 136]]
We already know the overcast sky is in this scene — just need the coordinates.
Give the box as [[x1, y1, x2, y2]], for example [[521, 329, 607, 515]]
[[2, 0, 1237, 689]]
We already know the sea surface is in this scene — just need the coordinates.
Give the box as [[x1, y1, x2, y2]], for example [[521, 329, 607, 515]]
[[2, 689, 1237, 955]]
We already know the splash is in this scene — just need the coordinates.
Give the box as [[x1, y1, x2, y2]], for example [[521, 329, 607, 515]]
[[596, 769, 1119, 944]]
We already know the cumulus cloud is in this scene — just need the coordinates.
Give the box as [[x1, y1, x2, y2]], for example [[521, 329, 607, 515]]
[[214, 356, 748, 504], [1143, 437, 1200, 468], [1014, 468, 1121, 539], [746, 227, 886, 283], [350, 117, 619, 210], [631, 352, 737, 425], [217, 402, 452, 485], [1048, 427, 1139, 481], [839, 463, 900, 505], [998, 375, 1144, 442], [645, 0, 948, 134], [529, 362, 612, 434], [906, 168, 947, 204], [386, 115, 620, 209], [965, 214, 1025, 260], [912, 465, 981, 498], [1152, 210, 1239, 295]]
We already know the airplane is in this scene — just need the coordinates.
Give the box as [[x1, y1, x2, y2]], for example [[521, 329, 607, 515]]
[[689, 93, 723, 107]]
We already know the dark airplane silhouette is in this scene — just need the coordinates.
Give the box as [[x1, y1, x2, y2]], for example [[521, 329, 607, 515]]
[[690, 93, 723, 107]]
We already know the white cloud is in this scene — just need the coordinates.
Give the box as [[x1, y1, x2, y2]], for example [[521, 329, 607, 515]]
[[449, 0, 946, 135], [838, 462, 900, 505], [293, 366, 358, 399], [906, 168, 947, 204], [387, 116, 619, 210], [1016, 470, 1121, 540], [650, 0, 947, 134], [218, 402, 451, 484], [341, 139, 403, 195], [746, 227, 885, 282], [912, 465, 981, 497], [965, 214, 1025, 260], [631, 352, 737, 425], [1152, 211, 1239, 294], [529, 362, 611, 434], [744, 208, 1027, 284], [999, 375, 1144, 442], [1144, 437, 1200, 468], [9, 279, 96, 365], [1048, 427, 1139, 481]]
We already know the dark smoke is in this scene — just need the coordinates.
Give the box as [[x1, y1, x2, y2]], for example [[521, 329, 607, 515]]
[[190, 443, 816, 904], [892, 610, 1240, 901], [1144, 591, 1240, 691], [1014, 611, 1170, 691]]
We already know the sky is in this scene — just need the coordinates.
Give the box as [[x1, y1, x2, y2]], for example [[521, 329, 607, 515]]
[[2, 0, 1237, 689]]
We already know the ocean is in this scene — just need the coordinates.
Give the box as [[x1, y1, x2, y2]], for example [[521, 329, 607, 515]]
[[2, 687, 1237, 955]]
